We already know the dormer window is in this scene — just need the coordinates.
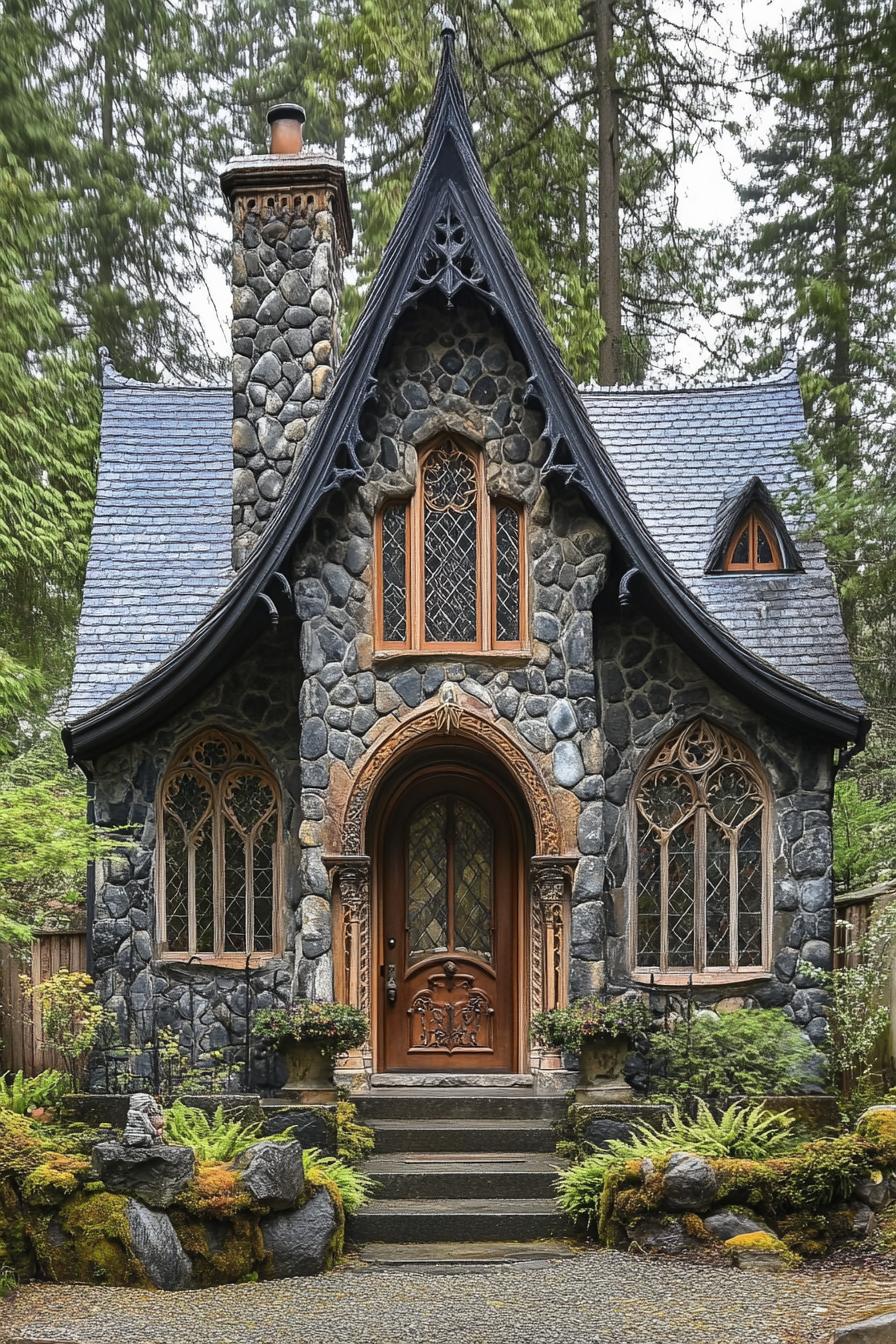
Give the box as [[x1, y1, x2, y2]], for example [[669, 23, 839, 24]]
[[723, 511, 784, 572], [375, 437, 526, 653]]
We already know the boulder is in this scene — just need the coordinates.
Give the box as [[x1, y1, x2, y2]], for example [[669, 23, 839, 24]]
[[854, 1171, 891, 1212], [262, 1105, 337, 1155], [261, 1189, 339, 1277], [704, 1208, 772, 1241], [236, 1140, 304, 1211], [126, 1201, 192, 1290], [627, 1218, 700, 1254], [661, 1152, 718, 1212], [92, 1142, 195, 1208], [834, 1311, 896, 1343], [726, 1232, 795, 1272]]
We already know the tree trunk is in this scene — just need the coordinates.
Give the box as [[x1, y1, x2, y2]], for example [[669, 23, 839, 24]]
[[595, 0, 621, 384]]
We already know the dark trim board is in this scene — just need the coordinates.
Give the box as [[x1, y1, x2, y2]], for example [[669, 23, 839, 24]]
[[63, 24, 868, 764]]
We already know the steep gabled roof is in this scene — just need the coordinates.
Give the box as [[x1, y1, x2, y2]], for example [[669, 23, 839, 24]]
[[64, 24, 867, 763]]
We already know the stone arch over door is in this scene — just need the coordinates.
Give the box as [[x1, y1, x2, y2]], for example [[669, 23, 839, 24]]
[[324, 696, 575, 1075]]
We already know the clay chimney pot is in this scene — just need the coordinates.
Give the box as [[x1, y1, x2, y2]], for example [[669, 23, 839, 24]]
[[267, 103, 305, 155]]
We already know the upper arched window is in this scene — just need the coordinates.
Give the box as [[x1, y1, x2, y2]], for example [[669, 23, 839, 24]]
[[723, 511, 784, 572], [632, 719, 771, 979], [157, 729, 282, 961], [375, 438, 526, 652]]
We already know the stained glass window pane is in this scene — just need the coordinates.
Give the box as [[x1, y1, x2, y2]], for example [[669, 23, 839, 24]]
[[423, 447, 478, 642], [737, 816, 764, 965], [667, 821, 696, 967], [223, 825, 247, 953], [381, 504, 407, 641], [706, 766, 761, 830], [194, 825, 214, 954], [731, 526, 749, 565], [757, 525, 774, 565], [453, 801, 493, 960], [637, 769, 695, 832], [253, 814, 277, 953], [165, 825, 189, 953], [167, 771, 211, 833], [636, 827, 661, 965], [705, 820, 730, 966], [495, 505, 520, 642], [408, 800, 448, 956]]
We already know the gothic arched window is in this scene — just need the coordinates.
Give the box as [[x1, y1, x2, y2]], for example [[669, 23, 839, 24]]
[[723, 511, 784, 572], [632, 719, 771, 978], [157, 729, 282, 961], [375, 438, 526, 652]]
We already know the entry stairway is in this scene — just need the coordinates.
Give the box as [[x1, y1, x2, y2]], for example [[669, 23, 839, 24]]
[[348, 1084, 569, 1246]]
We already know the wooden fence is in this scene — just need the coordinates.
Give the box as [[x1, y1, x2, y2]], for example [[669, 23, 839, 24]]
[[0, 927, 88, 1075]]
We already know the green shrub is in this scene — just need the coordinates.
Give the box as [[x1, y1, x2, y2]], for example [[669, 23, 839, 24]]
[[0, 1069, 71, 1115], [530, 996, 650, 1053], [302, 1147, 376, 1214], [163, 1103, 294, 1162], [646, 1009, 817, 1101]]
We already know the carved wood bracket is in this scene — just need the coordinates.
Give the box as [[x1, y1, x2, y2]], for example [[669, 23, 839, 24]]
[[529, 856, 575, 1018], [323, 856, 371, 1023]]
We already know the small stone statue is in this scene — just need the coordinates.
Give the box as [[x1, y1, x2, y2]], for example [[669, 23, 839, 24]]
[[123, 1092, 166, 1148]]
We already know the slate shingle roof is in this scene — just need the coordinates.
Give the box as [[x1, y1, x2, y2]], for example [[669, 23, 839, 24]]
[[581, 369, 863, 711], [69, 361, 862, 723], [67, 368, 233, 719]]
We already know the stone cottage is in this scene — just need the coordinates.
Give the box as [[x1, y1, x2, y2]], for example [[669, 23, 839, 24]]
[[64, 25, 866, 1088]]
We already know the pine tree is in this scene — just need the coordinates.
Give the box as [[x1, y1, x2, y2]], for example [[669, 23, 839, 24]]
[[0, 0, 98, 753], [311, 0, 729, 383], [739, 0, 896, 866]]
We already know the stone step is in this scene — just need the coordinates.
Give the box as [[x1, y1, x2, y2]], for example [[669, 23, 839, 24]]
[[362, 1153, 563, 1200], [367, 1073, 537, 1089], [355, 1087, 567, 1122], [369, 1118, 557, 1154], [352, 1239, 577, 1268], [349, 1197, 569, 1243]]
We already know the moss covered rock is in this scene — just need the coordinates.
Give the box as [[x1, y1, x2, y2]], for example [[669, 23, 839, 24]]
[[726, 1231, 800, 1271]]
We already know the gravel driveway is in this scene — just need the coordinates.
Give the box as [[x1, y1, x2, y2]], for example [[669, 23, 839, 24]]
[[2, 1251, 895, 1344]]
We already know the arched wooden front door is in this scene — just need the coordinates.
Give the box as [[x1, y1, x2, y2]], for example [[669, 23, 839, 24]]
[[378, 766, 521, 1073]]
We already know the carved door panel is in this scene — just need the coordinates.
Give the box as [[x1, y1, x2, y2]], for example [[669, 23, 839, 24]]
[[381, 772, 518, 1072]]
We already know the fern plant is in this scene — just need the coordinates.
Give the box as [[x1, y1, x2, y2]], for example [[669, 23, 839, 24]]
[[0, 1069, 71, 1115], [302, 1146, 376, 1214], [556, 1102, 799, 1225], [163, 1102, 295, 1161]]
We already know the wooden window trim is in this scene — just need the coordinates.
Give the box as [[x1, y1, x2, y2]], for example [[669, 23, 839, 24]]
[[723, 511, 784, 572], [374, 436, 528, 653], [628, 719, 773, 984], [155, 728, 284, 962]]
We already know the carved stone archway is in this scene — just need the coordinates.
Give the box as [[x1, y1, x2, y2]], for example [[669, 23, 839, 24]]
[[325, 693, 575, 1076]]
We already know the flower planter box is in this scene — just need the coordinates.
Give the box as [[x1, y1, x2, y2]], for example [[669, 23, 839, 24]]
[[279, 1039, 338, 1104], [575, 1033, 634, 1104]]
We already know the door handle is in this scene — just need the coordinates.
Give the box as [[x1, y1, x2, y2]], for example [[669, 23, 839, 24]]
[[386, 964, 397, 1005]]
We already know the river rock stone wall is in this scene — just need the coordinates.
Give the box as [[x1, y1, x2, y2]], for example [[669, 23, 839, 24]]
[[89, 631, 300, 1088], [290, 292, 612, 1001], [231, 197, 342, 569], [596, 612, 835, 1042]]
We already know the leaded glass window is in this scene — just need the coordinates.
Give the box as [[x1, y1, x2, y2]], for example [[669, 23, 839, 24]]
[[380, 504, 408, 641], [634, 719, 769, 974], [406, 795, 494, 963], [159, 730, 282, 959], [375, 437, 527, 651], [723, 512, 783, 572]]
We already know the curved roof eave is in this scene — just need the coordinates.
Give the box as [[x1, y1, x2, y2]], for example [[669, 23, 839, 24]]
[[63, 25, 868, 764]]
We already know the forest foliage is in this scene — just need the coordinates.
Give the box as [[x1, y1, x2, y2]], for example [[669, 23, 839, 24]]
[[1, 0, 894, 933]]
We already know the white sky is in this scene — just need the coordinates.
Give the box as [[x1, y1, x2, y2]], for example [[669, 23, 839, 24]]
[[189, 0, 802, 377]]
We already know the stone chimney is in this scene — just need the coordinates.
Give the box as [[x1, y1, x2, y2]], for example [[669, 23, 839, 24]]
[[221, 104, 352, 569]]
